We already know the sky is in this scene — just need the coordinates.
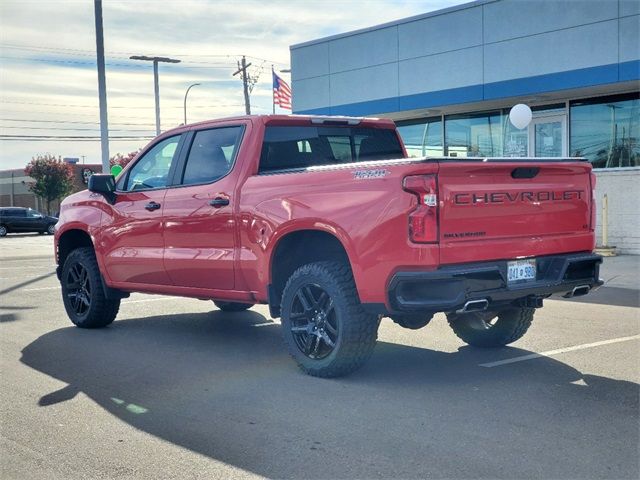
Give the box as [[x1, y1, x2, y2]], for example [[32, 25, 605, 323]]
[[0, 0, 463, 169]]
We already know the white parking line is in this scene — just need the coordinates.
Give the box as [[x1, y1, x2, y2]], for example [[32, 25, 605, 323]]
[[479, 335, 640, 368], [121, 297, 175, 305], [253, 320, 280, 327], [24, 286, 60, 292], [0, 266, 55, 270]]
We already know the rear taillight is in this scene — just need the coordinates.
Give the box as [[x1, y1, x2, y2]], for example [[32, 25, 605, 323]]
[[590, 171, 597, 231], [403, 174, 439, 243]]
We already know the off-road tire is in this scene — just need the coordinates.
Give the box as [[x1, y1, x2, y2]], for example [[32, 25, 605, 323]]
[[281, 261, 379, 378], [213, 301, 254, 312], [0, 225, 7, 237], [61, 247, 120, 328], [390, 314, 433, 330], [447, 307, 535, 347]]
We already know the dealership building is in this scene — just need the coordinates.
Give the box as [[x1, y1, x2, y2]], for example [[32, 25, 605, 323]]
[[290, 0, 639, 253]]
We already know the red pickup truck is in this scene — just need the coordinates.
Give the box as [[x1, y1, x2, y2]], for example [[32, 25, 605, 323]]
[[54, 115, 602, 377]]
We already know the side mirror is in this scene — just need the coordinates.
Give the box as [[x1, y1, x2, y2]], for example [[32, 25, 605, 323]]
[[88, 174, 117, 204]]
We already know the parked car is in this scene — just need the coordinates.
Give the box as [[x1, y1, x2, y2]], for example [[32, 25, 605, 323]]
[[0, 207, 58, 236], [54, 114, 602, 377]]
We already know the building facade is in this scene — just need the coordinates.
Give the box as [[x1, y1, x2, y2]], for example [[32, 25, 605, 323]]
[[290, 0, 639, 253]]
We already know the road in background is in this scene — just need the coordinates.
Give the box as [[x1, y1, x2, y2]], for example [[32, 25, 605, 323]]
[[1, 234, 638, 479]]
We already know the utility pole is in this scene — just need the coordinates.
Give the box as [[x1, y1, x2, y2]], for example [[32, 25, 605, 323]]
[[130, 55, 181, 135], [94, 0, 109, 173], [233, 56, 252, 115]]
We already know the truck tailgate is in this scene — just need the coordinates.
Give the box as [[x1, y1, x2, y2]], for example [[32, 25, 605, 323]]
[[437, 160, 594, 264]]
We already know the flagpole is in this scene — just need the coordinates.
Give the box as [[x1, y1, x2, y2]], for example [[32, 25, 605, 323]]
[[272, 65, 276, 114]]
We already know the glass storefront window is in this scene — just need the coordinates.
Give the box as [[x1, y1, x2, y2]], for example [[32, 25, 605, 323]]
[[444, 111, 504, 157], [534, 120, 564, 157], [503, 104, 567, 157], [570, 94, 640, 168], [397, 119, 443, 157], [503, 119, 528, 157]]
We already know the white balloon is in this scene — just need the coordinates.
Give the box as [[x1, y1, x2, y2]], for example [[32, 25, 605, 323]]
[[509, 103, 533, 130]]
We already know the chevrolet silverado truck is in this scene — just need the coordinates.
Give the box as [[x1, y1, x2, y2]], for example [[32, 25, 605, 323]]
[[54, 115, 602, 377]]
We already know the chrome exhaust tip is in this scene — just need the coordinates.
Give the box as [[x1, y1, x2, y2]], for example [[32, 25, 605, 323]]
[[563, 285, 591, 298], [456, 299, 489, 314]]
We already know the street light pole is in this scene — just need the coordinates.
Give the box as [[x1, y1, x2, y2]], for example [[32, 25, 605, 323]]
[[130, 55, 181, 135], [183, 83, 200, 125]]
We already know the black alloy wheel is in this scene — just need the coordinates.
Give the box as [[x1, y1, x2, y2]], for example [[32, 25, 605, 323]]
[[289, 283, 338, 360], [65, 262, 92, 317], [280, 261, 379, 377], [60, 247, 119, 328]]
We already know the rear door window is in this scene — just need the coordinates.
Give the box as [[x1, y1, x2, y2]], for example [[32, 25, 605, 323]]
[[180, 126, 243, 185], [259, 126, 403, 173]]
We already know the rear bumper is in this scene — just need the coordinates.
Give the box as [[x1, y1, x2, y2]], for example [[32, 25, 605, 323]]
[[381, 252, 602, 314]]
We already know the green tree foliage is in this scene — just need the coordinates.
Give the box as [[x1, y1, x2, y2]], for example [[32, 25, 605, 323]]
[[24, 154, 75, 214]]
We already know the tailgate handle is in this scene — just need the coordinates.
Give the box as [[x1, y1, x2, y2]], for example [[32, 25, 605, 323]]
[[511, 167, 540, 179]]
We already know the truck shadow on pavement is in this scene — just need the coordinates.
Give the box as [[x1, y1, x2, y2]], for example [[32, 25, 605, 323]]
[[21, 310, 640, 479]]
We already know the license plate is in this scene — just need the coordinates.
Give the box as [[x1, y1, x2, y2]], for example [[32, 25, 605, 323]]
[[507, 259, 536, 283]]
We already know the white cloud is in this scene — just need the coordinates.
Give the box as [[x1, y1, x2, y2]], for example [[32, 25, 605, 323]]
[[0, 0, 462, 169]]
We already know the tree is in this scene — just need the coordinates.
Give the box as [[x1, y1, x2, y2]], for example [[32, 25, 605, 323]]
[[110, 150, 140, 169], [24, 155, 75, 215]]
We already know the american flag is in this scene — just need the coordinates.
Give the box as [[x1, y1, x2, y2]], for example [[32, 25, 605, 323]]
[[273, 71, 292, 110]]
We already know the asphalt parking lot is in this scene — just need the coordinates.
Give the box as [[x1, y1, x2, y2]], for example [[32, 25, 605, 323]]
[[1, 234, 638, 479]]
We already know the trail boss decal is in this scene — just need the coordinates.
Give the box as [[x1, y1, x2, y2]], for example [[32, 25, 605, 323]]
[[353, 169, 389, 180]]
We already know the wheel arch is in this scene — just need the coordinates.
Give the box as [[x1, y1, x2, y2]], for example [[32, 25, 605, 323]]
[[57, 227, 127, 300], [268, 227, 354, 317], [57, 228, 94, 270]]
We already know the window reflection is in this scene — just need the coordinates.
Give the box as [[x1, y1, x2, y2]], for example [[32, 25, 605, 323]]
[[444, 111, 503, 157], [397, 119, 443, 157], [395, 94, 639, 167], [570, 94, 639, 168]]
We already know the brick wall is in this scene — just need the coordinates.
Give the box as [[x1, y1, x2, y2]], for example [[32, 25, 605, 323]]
[[594, 169, 640, 254]]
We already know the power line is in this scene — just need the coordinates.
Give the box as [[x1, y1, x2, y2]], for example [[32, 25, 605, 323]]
[[0, 43, 232, 58], [0, 43, 289, 67], [0, 109, 165, 121], [0, 138, 151, 142], [0, 55, 239, 73], [0, 134, 153, 140], [0, 43, 289, 65], [0, 99, 250, 109], [0, 117, 155, 127], [0, 125, 155, 132]]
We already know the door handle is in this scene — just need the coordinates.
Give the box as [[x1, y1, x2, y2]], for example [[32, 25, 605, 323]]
[[144, 201, 161, 211], [209, 197, 230, 208]]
